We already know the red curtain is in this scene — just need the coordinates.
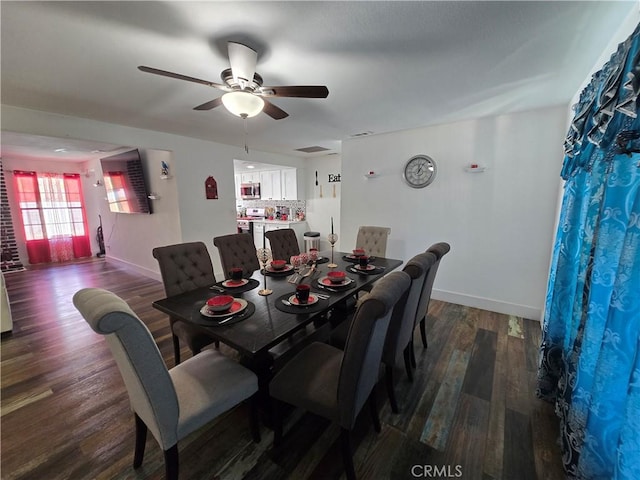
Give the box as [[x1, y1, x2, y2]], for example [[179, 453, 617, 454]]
[[63, 174, 91, 258], [14, 171, 91, 264]]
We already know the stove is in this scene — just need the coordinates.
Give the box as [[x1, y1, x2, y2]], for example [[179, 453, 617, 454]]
[[237, 208, 266, 235]]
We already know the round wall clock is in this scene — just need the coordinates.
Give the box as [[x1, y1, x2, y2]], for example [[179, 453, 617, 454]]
[[403, 155, 437, 188]]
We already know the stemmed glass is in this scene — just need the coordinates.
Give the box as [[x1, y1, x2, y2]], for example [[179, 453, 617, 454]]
[[327, 233, 338, 268], [257, 247, 273, 296]]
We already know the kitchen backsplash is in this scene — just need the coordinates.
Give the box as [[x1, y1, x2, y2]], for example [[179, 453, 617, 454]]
[[239, 199, 306, 218]]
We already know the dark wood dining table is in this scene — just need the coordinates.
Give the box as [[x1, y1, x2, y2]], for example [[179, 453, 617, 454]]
[[152, 250, 403, 416]]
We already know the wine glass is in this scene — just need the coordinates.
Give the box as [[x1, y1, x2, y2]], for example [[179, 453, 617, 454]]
[[289, 255, 302, 283], [327, 233, 338, 268], [257, 248, 273, 295]]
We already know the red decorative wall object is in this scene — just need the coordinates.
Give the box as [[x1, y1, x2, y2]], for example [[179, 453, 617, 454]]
[[205, 176, 218, 199]]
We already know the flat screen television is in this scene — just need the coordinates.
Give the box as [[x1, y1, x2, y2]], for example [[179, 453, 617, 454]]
[[100, 149, 152, 214]]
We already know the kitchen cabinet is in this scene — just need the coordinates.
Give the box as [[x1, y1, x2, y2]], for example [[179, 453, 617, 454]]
[[258, 168, 297, 200], [259, 170, 282, 200], [234, 174, 243, 200], [252, 220, 308, 252], [280, 168, 297, 200], [240, 172, 260, 184]]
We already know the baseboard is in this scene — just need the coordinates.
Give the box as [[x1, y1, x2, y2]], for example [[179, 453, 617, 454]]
[[105, 256, 162, 283], [432, 289, 542, 321]]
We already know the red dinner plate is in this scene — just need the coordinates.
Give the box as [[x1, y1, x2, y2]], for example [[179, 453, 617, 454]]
[[266, 264, 294, 273], [221, 278, 249, 288], [288, 294, 319, 306]]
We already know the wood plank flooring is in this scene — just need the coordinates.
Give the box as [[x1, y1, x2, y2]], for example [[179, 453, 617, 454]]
[[1, 258, 565, 479]]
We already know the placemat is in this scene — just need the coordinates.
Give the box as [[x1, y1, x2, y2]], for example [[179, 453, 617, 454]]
[[314, 257, 330, 265], [274, 292, 330, 314], [191, 300, 255, 327], [211, 278, 260, 294], [342, 255, 377, 263], [347, 265, 385, 275]]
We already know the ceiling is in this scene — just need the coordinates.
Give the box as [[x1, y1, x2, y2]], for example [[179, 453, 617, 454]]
[[0, 1, 634, 161]]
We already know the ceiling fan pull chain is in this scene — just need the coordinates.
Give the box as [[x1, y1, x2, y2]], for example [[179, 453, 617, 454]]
[[244, 117, 249, 154]]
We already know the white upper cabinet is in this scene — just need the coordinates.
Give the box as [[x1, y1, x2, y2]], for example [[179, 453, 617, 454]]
[[280, 168, 297, 200], [240, 172, 260, 184], [259, 170, 282, 200], [234, 173, 243, 199], [235, 167, 297, 200]]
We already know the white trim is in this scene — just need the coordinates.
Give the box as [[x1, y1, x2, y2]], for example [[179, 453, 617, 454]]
[[432, 289, 542, 321], [106, 255, 161, 283]]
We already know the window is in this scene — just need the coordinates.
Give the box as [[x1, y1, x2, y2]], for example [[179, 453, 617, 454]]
[[14, 171, 91, 263]]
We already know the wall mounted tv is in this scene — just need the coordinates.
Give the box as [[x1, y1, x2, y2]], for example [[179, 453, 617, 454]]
[[99, 149, 152, 214]]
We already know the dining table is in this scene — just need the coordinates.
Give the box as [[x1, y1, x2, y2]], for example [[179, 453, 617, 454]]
[[152, 250, 403, 420]]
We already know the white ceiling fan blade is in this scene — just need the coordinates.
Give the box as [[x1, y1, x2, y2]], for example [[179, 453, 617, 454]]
[[228, 41, 257, 90]]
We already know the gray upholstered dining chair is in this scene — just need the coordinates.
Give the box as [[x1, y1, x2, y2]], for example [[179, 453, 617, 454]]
[[72, 288, 260, 480], [152, 241, 217, 365], [264, 228, 300, 261], [213, 233, 260, 279], [269, 271, 410, 480], [330, 252, 437, 413], [417, 242, 451, 351], [355, 226, 391, 258]]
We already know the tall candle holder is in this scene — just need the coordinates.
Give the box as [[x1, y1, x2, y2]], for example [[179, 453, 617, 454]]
[[257, 247, 273, 296], [327, 233, 338, 268]]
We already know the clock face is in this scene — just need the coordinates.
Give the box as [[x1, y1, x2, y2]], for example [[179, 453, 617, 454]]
[[403, 155, 436, 188]]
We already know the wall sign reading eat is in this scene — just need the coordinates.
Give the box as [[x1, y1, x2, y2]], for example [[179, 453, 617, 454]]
[[328, 174, 341, 183]]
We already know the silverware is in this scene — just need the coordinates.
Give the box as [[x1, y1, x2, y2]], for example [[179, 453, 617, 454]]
[[281, 299, 292, 306], [217, 315, 237, 325], [210, 285, 225, 292], [314, 293, 330, 300], [302, 264, 315, 278], [317, 284, 339, 292]]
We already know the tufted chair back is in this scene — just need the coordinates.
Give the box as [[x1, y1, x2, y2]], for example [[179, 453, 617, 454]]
[[213, 233, 260, 279], [265, 228, 300, 261], [152, 242, 216, 297], [355, 226, 391, 258], [152, 242, 217, 364]]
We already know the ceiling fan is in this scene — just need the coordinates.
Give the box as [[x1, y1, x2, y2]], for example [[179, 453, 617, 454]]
[[138, 41, 329, 120]]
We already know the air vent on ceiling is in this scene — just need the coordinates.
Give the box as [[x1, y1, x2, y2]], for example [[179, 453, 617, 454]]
[[295, 146, 330, 153], [350, 131, 374, 137]]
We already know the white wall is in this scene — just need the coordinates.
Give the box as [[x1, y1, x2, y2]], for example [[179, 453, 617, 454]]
[[340, 105, 567, 319], [1, 105, 302, 279], [303, 154, 341, 251]]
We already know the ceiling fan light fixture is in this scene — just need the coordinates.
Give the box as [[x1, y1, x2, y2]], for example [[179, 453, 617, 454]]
[[221, 91, 264, 118]]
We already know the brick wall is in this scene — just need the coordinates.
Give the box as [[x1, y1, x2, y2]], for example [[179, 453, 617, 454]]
[[0, 160, 25, 272]]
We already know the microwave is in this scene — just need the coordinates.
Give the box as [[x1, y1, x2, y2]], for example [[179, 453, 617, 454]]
[[240, 183, 261, 200]]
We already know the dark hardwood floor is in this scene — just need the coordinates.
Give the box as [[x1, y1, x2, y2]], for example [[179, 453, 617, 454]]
[[1, 258, 565, 479]]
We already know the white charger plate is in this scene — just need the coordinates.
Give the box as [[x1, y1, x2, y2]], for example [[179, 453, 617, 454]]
[[200, 298, 248, 318]]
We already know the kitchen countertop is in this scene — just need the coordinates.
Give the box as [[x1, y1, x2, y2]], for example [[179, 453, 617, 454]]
[[237, 217, 305, 224]]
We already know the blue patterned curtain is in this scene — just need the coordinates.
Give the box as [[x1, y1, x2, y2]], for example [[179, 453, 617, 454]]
[[537, 24, 640, 479]]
